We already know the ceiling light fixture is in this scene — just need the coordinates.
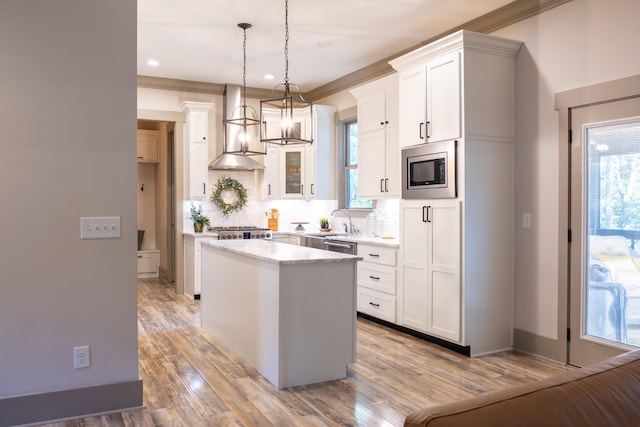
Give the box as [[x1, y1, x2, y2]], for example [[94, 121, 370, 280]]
[[209, 23, 265, 171], [260, 0, 313, 146]]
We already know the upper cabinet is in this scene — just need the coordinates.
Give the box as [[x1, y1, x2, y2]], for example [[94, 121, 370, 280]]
[[391, 30, 521, 149], [181, 101, 213, 200], [260, 104, 336, 201], [137, 130, 160, 163], [350, 74, 399, 198]]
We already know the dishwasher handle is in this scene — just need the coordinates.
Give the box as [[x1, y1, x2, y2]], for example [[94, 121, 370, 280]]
[[323, 241, 354, 250]]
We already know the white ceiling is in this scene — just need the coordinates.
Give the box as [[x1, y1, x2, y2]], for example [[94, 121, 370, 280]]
[[137, 0, 514, 92]]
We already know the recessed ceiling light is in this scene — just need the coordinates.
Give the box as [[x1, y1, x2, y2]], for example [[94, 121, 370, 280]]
[[264, 74, 274, 80], [146, 59, 159, 67]]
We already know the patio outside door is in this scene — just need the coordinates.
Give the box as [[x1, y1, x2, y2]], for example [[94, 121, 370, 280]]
[[569, 96, 640, 366]]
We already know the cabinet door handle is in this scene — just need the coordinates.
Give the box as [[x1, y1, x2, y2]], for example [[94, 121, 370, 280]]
[[422, 205, 431, 223], [369, 275, 380, 280], [268, 184, 271, 196], [380, 121, 385, 126], [301, 184, 304, 196], [419, 122, 424, 140], [426, 121, 431, 139], [384, 178, 389, 192], [385, 120, 389, 125], [369, 302, 380, 308], [380, 178, 384, 193], [202, 183, 206, 194], [368, 253, 380, 258], [311, 183, 314, 195]]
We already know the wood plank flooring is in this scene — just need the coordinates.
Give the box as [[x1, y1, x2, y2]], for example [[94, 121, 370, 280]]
[[40, 278, 573, 426]]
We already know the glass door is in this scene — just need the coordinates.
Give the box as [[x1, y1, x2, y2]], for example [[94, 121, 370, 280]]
[[282, 147, 304, 198], [569, 97, 640, 366]]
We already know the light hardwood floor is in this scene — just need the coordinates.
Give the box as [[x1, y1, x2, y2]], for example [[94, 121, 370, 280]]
[[41, 278, 572, 426]]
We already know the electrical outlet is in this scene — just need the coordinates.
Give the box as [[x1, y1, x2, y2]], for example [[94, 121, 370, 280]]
[[80, 216, 121, 239], [73, 345, 91, 369], [523, 213, 532, 229]]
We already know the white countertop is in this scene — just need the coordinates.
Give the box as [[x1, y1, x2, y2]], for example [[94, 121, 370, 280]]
[[201, 239, 362, 265]]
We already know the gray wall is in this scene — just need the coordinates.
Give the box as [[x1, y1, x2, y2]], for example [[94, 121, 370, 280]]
[[0, 0, 139, 408]]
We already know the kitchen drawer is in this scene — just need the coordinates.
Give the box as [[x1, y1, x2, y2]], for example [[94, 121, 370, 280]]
[[358, 262, 396, 295], [357, 287, 396, 323], [357, 244, 396, 266]]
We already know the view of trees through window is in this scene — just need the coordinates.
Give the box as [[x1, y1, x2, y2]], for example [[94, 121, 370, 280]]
[[588, 122, 640, 248], [345, 121, 372, 209]]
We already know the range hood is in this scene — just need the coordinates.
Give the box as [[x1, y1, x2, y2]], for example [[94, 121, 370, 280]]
[[209, 84, 265, 171]]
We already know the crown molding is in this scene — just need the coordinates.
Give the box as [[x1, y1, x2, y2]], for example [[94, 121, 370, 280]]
[[305, 0, 572, 101], [137, 0, 572, 102]]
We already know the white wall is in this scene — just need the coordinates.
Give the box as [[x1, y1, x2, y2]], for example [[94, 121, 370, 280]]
[[0, 0, 138, 399], [493, 0, 640, 341]]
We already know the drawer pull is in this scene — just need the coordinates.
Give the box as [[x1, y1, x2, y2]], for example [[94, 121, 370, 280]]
[[369, 302, 380, 308], [368, 253, 380, 258], [137, 255, 143, 258], [369, 275, 380, 280]]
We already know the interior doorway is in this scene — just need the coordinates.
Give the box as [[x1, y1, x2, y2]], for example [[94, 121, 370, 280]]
[[568, 96, 640, 366], [137, 119, 177, 286]]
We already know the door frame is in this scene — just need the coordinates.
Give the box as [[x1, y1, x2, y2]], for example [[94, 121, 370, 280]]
[[138, 108, 186, 295], [555, 74, 640, 363]]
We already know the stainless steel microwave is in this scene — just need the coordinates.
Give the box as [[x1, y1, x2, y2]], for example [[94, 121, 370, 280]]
[[401, 139, 457, 199]]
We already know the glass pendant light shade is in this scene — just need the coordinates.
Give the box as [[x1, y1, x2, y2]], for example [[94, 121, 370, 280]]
[[260, 0, 313, 146]]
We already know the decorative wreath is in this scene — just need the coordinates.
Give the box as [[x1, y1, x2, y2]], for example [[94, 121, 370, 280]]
[[211, 176, 248, 216]]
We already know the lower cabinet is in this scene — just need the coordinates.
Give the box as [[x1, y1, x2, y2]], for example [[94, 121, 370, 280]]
[[184, 234, 208, 298], [357, 243, 398, 323], [273, 233, 301, 245], [137, 250, 160, 278], [399, 200, 461, 343]]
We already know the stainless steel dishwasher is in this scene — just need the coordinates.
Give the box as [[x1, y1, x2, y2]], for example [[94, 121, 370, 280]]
[[301, 235, 357, 255]]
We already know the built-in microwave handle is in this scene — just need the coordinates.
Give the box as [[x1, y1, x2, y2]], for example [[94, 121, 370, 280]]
[[422, 205, 431, 223], [419, 122, 424, 140]]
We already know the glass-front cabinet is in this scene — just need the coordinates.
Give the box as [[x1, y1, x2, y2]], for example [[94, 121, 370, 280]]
[[281, 147, 305, 198]]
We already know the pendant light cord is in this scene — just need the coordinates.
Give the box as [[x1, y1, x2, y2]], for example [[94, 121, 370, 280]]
[[284, 0, 289, 90], [242, 24, 247, 107]]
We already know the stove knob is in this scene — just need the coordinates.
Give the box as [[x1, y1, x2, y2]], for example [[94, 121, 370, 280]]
[[265, 232, 271, 239]]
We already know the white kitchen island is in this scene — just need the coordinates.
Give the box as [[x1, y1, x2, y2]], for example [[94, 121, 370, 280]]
[[200, 239, 361, 389]]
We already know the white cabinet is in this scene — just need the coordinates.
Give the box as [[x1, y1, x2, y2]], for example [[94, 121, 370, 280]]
[[184, 234, 210, 298], [273, 233, 301, 245], [392, 30, 522, 356], [398, 65, 426, 148], [357, 243, 398, 323], [260, 104, 336, 200], [182, 101, 212, 200], [350, 75, 399, 198], [263, 145, 281, 200], [137, 250, 160, 278], [137, 130, 160, 162], [399, 200, 460, 342], [425, 52, 461, 143]]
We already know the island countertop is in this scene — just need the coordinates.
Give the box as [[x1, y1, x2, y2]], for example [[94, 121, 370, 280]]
[[201, 239, 362, 265]]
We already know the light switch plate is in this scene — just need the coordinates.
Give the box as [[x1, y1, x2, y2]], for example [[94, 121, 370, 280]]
[[80, 216, 121, 239]]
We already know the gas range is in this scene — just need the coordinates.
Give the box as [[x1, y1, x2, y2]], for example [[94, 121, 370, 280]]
[[211, 226, 272, 240]]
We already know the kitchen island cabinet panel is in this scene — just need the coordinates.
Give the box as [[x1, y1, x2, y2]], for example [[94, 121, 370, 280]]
[[200, 240, 358, 389]]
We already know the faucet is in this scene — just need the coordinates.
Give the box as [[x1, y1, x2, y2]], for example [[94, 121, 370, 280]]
[[331, 209, 356, 235]]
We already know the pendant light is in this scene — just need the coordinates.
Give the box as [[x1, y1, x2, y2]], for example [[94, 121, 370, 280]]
[[209, 22, 265, 171], [260, 0, 313, 146]]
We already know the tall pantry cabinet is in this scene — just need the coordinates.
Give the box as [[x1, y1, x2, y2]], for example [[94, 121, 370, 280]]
[[390, 30, 522, 356]]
